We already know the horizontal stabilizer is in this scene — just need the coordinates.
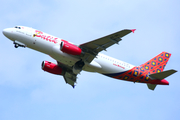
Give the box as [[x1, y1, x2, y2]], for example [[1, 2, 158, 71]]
[[149, 69, 177, 80], [147, 84, 157, 90]]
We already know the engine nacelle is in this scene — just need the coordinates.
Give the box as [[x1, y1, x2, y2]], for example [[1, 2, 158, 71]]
[[60, 41, 82, 55], [41, 61, 63, 75]]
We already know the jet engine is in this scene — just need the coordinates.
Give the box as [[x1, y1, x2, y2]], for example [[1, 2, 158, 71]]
[[60, 41, 82, 55], [41, 61, 63, 75]]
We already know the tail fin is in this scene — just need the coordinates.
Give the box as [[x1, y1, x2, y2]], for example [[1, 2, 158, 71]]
[[139, 51, 171, 74], [139, 52, 176, 91]]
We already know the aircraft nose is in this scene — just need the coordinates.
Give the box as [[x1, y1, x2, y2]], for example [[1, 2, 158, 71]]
[[3, 28, 11, 37], [2, 28, 15, 40]]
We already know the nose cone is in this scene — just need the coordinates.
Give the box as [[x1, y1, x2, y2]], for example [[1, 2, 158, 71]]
[[2, 28, 15, 40], [3, 28, 11, 37]]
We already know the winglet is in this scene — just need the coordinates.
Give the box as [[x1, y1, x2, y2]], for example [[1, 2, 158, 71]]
[[131, 29, 136, 33]]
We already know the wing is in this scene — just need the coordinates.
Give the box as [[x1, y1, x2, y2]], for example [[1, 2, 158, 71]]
[[57, 61, 77, 88], [63, 72, 77, 88], [80, 29, 135, 63]]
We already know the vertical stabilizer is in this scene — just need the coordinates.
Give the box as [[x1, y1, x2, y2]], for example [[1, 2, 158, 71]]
[[139, 52, 171, 75]]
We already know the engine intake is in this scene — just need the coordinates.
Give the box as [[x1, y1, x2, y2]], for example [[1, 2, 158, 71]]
[[60, 41, 82, 55], [41, 61, 63, 75]]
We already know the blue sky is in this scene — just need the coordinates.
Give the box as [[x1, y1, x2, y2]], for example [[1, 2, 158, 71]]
[[0, 0, 180, 120]]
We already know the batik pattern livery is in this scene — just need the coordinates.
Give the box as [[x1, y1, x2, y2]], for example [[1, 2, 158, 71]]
[[106, 52, 171, 84]]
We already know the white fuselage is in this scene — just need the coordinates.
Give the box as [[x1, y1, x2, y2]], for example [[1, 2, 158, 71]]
[[3, 26, 135, 75]]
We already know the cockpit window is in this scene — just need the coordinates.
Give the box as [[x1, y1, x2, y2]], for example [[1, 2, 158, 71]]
[[14, 26, 21, 29]]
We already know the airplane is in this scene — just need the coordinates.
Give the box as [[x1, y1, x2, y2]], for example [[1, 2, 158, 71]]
[[2, 26, 177, 90]]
